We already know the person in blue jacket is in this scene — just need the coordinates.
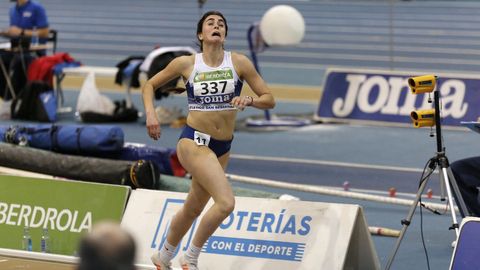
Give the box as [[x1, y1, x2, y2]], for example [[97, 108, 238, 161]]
[[0, 0, 50, 100], [1, 0, 50, 44]]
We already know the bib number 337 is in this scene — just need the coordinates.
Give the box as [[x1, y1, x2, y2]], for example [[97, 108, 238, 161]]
[[193, 69, 235, 96], [194, 80, 234, 96]]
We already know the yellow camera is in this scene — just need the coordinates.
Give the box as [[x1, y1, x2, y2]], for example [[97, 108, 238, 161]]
[[412, 119, 434, 128], [410, 109, 435, 128], [408, 75, 437, 94]]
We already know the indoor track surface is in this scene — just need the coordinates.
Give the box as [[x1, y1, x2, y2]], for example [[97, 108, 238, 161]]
[[2, 90, 480, 270], [2, 0, 480, 269]]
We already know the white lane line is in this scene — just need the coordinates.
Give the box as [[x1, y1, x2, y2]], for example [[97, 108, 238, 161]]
[[229, 155, 444, 200], [230, 154, 426, 173], [228, 174, 452, 211], [328, 186, 442, 200]]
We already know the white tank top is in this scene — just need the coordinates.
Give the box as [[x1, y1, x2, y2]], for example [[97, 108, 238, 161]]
[[185, 51, 243, 111]]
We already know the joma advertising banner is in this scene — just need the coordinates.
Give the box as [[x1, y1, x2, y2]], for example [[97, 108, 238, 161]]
[[121, 189, 380, 270], [315, 68, 480, 126], [0, 175, 130, 255]]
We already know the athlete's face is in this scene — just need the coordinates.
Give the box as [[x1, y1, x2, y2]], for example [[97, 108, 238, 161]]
[[198, 15, 226, 45]]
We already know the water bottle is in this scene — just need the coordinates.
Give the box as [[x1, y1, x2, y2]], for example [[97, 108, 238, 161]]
[[40, 227, 50, 253], [22, 226, 32, 251], [31, 27, 39, 46]]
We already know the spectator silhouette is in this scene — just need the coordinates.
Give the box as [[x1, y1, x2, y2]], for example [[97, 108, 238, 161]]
[[77, 221, 136, 270]]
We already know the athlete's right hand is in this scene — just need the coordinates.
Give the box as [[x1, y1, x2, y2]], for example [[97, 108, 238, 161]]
[[146, 111, 161, 140]]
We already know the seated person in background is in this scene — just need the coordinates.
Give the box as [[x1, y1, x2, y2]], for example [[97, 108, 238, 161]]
[[0, 0, 49, 100], [77, 221, 136, 270], [1, 0, 50, 47], [451, 157, 480, 217]]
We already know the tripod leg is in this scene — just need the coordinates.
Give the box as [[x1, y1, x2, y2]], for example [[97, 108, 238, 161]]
[[440, 167, 461, 236], [0, 56, 16, 99], [384, 172, 431, 270], [439, 170, 446, 201], [447, 167, 469, 218]]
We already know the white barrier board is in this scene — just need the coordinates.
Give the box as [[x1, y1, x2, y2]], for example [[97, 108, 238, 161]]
[[121, 189, 379, 270]]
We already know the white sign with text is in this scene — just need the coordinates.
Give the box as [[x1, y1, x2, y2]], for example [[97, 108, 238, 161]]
[[121, 189, 379, 270]]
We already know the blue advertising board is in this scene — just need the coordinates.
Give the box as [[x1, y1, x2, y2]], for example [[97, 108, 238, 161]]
[[315, 69, 480, 126], [450, 217, 480, 270]]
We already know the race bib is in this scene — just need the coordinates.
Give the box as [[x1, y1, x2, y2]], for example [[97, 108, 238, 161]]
[[194, 131, 211, 146], [193, 69, 235, 104]]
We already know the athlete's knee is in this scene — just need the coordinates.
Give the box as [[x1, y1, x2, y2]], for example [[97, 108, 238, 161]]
[[217, 197, 235, 217]]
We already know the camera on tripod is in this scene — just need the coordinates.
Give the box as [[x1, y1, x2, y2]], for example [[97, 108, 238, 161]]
[[407, 74, 437, 128], [408, 74, 437, 94], [385, 74, 470, 270], [410, 109, 435, 128]]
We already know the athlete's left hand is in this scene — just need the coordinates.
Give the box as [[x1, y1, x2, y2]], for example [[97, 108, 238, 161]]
[[146, 110, 161, 140], [231, 95, 253, 111]]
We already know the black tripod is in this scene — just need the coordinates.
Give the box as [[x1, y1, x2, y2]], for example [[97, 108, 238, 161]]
[[0, 54, 16, 100], [384, 91, 470, 270]]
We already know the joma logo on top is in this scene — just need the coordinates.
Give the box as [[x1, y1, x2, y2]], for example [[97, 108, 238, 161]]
[[332, 74, 468, 118]]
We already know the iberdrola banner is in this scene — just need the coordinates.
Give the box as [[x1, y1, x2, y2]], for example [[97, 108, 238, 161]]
[[0, 175, 130, 255]]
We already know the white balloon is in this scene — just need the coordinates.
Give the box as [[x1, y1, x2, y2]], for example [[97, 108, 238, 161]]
[[260, 5, 305, 46]]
